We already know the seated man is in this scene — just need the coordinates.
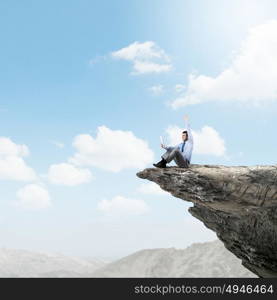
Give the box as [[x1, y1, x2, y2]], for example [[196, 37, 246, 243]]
[[153, 115, 193, 168]]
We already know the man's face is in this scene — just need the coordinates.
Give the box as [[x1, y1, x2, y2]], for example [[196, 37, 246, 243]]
[[182, 132, 188, 141]]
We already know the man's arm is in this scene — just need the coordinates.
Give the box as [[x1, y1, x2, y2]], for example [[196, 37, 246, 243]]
[[183, 115, 193, 143], [161, 144, 172, 150]]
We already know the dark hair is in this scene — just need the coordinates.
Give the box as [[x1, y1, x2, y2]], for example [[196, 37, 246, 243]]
[[182, 130, 188, 141]]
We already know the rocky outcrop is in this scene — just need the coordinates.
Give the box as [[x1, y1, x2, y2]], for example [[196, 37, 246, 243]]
[[136, 165, 277, 278]]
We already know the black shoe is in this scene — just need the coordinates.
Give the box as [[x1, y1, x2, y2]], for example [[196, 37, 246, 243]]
[[153, 158, 167, 168]]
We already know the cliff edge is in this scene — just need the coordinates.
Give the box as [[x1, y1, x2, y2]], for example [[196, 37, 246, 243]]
[[136, 164, 277, 278]]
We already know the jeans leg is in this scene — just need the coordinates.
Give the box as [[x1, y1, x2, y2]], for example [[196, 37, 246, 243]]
[[174, 156, 189, 168], [162, 148, 180, 163], [161, 147, 175, 162], [171, 150, 189, 168]]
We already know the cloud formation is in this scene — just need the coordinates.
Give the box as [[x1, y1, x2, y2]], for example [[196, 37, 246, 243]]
[[171, 20, 277, 108], [97, 195, 149, 216], [0, 137, 37, 181], [69, 126, 154, 172], [48, 163, 92, 186], [111, 41, 172, 74], [16, 184, 51, 210], [166, 125, 226, 156]]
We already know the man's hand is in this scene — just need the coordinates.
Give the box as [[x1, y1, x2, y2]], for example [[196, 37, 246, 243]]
[[161, 143, 166, 149], [183, 114, 189, 122]]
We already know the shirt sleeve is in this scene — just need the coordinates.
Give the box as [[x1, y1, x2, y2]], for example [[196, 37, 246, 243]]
[[185, 120, 193, 144]]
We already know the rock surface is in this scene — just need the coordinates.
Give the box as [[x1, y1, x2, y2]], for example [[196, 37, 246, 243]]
[[137, 165, 277, 278]]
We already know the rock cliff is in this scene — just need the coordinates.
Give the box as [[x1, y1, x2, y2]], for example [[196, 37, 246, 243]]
[[136, 165, 277, 278]]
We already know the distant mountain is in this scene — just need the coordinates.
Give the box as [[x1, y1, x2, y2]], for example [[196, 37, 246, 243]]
[[0, 240, 256, 277], [0, 248, 106, 277], [89, 240, 256, 277]]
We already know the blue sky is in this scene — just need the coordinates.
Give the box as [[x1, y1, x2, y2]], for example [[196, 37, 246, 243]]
[[1, 0, 277, 258]]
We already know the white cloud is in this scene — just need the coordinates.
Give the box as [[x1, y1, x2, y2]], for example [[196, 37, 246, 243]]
[[192, 126, 226, 156], [174, 84, 186, 93], [171, 20, 277, 108], [137, 182, 169, 196], [111, 41, 169, 61], [0, 157, 37, 181], [111, 41, 172, 74], [166, 125, 226, 156], [0, 137, 29, 157], [16, 184, 51, 210], [149, 84, 164, 95], [0, 137, 37, 181], [69, 126, 154, 172], [48, 163, 92, 186], [97, 195, 149, 216]]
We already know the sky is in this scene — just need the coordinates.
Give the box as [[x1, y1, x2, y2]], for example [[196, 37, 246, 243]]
[[1, 0, 277, 259]]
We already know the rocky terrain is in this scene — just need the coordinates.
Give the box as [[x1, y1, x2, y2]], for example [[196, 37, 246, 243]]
[[137, 165, 277, 278], [90, 240, 255, 277], [0, 239, 255, 277], [0, 248, 106, 277]]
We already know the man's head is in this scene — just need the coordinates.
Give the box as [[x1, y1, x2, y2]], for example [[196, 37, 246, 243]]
[[182, 130, 188, 141]]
